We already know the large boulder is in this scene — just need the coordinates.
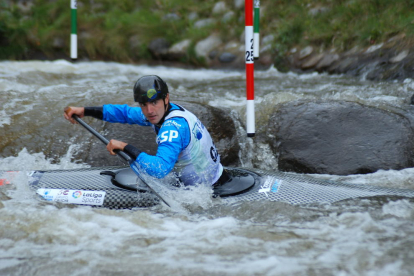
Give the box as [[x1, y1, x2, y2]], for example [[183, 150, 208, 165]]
[[148, 38, 170, 59], [78, 101, 240, 167], [267, 100, 414, 175], [195, 34, 222, 61]]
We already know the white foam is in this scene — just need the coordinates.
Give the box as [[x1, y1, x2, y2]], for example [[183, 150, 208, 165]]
[[0, 109, 10, 127], [382, 199, 414, 219], [316, 167, 414, 190], [0, 146, 88, 171], [0, 79, 34, 93], [37, 84, 70, 93], [0, 60, 243, 82]]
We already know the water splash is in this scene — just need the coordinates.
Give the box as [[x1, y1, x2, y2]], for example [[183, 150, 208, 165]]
[[0, 146, 89, 171]]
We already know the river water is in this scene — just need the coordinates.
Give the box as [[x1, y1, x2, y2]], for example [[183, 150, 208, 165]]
[[1, 60, 414, 275]]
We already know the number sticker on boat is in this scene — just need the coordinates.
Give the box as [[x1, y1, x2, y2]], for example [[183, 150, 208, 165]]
[[36, 189, 106, 206]]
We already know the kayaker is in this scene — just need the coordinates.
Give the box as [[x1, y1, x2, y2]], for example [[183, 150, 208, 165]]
[[64, 75, 228, 187]]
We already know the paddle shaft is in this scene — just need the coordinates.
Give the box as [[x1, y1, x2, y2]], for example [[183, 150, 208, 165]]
[[73, 115, 131, 162], [72, 115, 171, 207]]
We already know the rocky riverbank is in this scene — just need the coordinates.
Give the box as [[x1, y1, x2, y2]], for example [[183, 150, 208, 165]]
[[147, 33, 414, 82], [5, 1, 414, 82]]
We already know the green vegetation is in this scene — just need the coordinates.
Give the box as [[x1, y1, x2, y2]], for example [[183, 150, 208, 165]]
[[1, 0, 414, 64]]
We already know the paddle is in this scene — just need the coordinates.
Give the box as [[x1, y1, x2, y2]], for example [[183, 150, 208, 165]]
[[72, 115, 171, 207]]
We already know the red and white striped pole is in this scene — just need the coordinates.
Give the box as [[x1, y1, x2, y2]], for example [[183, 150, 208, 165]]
[[245, 0, 255, 137]]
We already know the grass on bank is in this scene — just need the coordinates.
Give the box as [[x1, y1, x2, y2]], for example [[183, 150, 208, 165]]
[[1, 0, 414, 64]]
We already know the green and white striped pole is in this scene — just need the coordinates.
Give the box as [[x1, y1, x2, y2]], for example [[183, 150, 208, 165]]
[[70, 0, 77, 59], [253, 0, 260, 60]]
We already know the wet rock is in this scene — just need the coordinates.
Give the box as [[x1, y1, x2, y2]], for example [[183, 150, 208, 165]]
[[195, 35, 222, 60], [402, 54, 414, 73], [188, 12, 198, 21], [316, 53, 340, 70], [302, 54, 324, 69], [306, 43, 414, 81], [387, 33, 406, 43], [343, 46, 361, 56], [81, 102, 240, 167], [267, 100, 414, 175], [219, 52, 237, 63], [390, 50, 409, 63], [224, 41, 241, 52], [299, 46, 313, 60], [194, 18, 216, 29], [213, 2, 227, 14], [329, 57, 359, 74], [234, 0, 244, 9], [365, 43, 384, 54], [148, 38, 170, 59], [209, 50, 219, 60], [364, 62, 404, 81], [222, 11, 235, 23], [167, 39, 191, 60]]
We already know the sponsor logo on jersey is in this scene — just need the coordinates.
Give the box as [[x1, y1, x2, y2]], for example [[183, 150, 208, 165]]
[[163, 120, 182, 128], [158, 130, 179, 143], [210, 146, 218, 162], [192, 120, 204, 140]]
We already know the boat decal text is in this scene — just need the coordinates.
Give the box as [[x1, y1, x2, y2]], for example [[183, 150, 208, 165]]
[[36, 189, 106, 206], [258, 178, 282, 197]]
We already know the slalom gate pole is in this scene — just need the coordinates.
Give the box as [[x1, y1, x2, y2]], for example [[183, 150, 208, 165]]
[[253, 0, 260, 59], [70, 0, 77, 60], [245, 0, 255, 137]]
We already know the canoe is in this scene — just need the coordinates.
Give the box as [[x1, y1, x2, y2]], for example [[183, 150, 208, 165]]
[[2, 167, 414, 209]]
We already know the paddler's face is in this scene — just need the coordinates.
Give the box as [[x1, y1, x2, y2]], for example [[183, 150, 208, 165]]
[[139, 94, 169, 124]]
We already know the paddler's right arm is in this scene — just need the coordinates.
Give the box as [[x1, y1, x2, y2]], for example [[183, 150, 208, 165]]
[[102, 104, 151, 126], [64, 106, 103, 124], [64, 105, 151, 126]]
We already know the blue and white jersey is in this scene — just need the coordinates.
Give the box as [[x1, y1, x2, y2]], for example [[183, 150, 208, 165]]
[[102, 103, 223, 186]]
